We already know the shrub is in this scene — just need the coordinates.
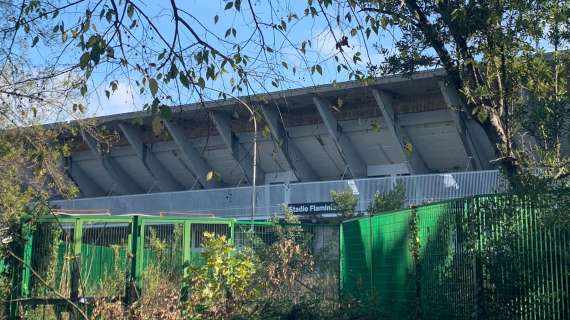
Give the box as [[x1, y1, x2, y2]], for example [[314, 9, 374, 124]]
[[182, 232, 258, 320], [331, 191, 359, 220], [367, 181, 406, 214]]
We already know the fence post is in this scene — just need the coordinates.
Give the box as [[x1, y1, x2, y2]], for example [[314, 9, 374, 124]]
[[70, 218, 83, 319], [338, 222, 344, 300], [229, 220, 235, 245], [127, 216, 144, 303], [182, 221, 191, 276], [368, 215, 374, 299]]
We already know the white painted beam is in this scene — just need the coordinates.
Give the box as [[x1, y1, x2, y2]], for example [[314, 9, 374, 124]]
[[81, 132, 143, 194], [210, 111, 265, 184], [438, 81, 486, 170], [260, 104, 318, 181], [165, 121, 222, 188], [118, 123, 183, 191], [312, 96, 367, 178], [372, 89, 428, 173]]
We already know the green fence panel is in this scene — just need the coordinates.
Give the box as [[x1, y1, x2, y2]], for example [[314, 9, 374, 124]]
[[340, 217, 372, 300], [80, 221, 130, 297], [370, 209, 415, 318], [141, 222, 184, 293], [416, 201, 474, 320], [341, 193, 570, 319], [28, 222, 75, 299]]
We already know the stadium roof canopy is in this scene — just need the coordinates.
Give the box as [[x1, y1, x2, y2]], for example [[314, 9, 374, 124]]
[[64, 68, 497, 198]]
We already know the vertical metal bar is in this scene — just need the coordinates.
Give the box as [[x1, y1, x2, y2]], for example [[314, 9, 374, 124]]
[[339, 222, 344, 299], [128, 216, 143, 302], [229, 221, 235, 245], [70, 219, 83, 318], [368, 215, 373, 299], [183, 221, 191, 278]]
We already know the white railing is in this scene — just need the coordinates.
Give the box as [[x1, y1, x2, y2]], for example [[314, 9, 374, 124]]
[[51, 170, 503, 218]]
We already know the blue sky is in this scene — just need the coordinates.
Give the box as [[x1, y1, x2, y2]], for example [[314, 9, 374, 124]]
[[24, 0, 391, 119]]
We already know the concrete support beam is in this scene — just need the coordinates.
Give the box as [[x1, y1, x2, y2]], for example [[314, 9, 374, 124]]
[[372, 89, 428, 173], [210, 111, 265, 184], [67, 161, 106, 197], [438, 81, 486, 170], [260, 104, 318, 181], [81, 132, 143, 194], [118, 123, 183, 191], [312, 96, 367, 178], [164, 121, 222, 188]]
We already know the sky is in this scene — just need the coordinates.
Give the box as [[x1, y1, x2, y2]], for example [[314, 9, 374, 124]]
[[22, 0, 392, 120]]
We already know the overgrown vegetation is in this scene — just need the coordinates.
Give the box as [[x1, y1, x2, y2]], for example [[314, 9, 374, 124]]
[[183, 232, 258, 319], [367, 181, 406, 214], [331, 191, 359, 220]]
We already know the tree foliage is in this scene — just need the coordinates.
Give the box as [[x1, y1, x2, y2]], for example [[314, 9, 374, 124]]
[[331, 190, 359, 219], [367, 181, 406, 214], [318, 0, 570, 184]]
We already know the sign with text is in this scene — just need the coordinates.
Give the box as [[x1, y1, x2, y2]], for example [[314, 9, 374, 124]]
[[288, 202, 336, 215]]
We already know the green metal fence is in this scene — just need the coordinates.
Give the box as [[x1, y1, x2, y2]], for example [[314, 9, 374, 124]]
[[10, 215, 339, 319], [340, 193, 570, 319], [8, 192, 569, 319], [13, 215, 236, 319]]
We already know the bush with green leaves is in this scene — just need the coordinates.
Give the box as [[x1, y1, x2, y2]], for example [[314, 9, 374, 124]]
[[182, 232, 259, 320], [367, 181, 407, 214], [331, 191, 359, 220]]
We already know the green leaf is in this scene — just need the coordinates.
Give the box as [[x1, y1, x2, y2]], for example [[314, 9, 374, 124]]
[[198, 77, 206, 89], [127, 4, 134, 18], [79, 52, 90, 68], [224, 1, 233, 10], [90, 46, 101, 64], [149, 78, 159, 96], [32, 36, 39, 47], [179, 72, 190, 88], [281, 61, 288, 69], [214, 15, 219, 24], [105, 10, 113, 23], [315, 64, 322, 75]]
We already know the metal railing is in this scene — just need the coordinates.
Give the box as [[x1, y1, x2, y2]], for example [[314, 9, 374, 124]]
[[51, 170, 503, 218]]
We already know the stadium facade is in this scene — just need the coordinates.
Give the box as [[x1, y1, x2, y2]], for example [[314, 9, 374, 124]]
[[52, 69, 504, 218]]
